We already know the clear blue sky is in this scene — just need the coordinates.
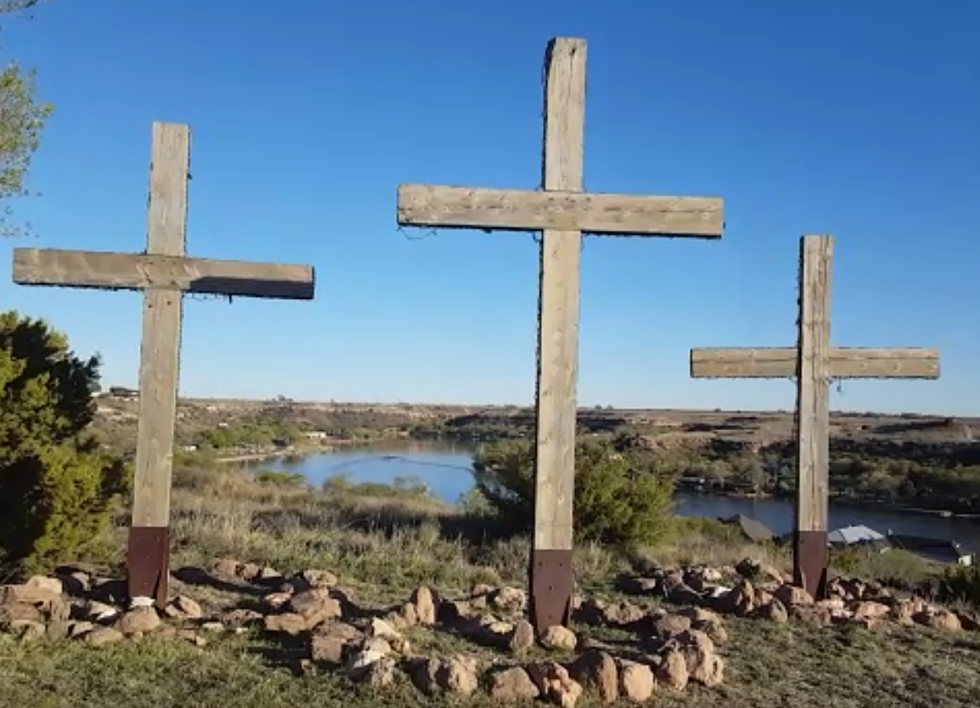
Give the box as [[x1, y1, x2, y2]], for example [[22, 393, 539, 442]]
[[0, 0, 977, 415]]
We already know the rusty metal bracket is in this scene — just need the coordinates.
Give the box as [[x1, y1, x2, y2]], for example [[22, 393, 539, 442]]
[[529, 548, 574, 632], [128, 526, 170, 609], [794, 529, 828, 599]]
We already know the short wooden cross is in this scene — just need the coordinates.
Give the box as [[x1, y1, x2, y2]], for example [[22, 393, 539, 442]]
[[397, 36, 725, 631], [12, 121, 316, 608], [690, 235, 939, 597]]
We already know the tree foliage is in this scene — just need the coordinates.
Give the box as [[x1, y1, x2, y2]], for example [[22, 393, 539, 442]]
[[0, 0, 53, 237], [0, 311, 130, 575], [470, 439, 676, 550]]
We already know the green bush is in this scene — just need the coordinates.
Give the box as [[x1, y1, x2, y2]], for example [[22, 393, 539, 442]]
[[0, 311, 130, 575], [470, 439, 675, 550], [938, 564, 980, 608], [255, 469, 306, 487]]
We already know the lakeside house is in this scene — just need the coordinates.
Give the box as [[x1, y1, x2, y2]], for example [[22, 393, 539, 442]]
[[719, 514, 775, 543], [828, 524, 889, 551], [886, 533, 976, 566]]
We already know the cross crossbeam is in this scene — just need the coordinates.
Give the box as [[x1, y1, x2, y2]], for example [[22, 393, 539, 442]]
[[11, 121, 316, 608], [397, 37, 724, 632], [689, 235, 940, 598]]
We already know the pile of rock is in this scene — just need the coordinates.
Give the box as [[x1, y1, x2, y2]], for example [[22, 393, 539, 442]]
[[618, 558, 980, 633], [0, 559, 732, 706]]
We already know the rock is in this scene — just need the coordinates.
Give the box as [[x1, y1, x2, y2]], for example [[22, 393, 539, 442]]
[[310, 620, 362, 665], [649, 612, 692, 638], [297, 569, 338, 589], [568, 649, 618, 703], [757, 599, 789, 623], [410, 586, 438, 626], [540, 625, 577, 651], [411, 655, 480, 696], [604, 602, 645, 626], [717, 579, 754, 616], [84, 601, 118, 622], [211, 558, 241, 578], [46, 620, 70, 641], [67, 621, 95, 639], [677, 630, 724, 687], [527, 662, 583, 708], [617, 660, 655, 703], [790, 604, 833, 627], [0, 583, 59, 606], [25, 576, 64, 596], [491, 586, 527, 614], [287, 588, 343, 627], [257, 566, 282, 582], [200, 621, 224, 633], [774, 584, 814, 607], [955, 610, 980, 632], [170, 596, 203, 619], [889, 600, 918, 626], [817, 597, 846, 612], [118, 607, 160, 635], [9, 619, 46, 641], [85, 627, 124, 646], [0, 602, 43, 625], [367, 617, 401, 640], [345, 649, 396, 686], [263, 612, 307, 636], [655, 649, 689, 691], [852, 601, 890, 621], [263, 592, 292, 612], [487, 666, 540, 701], [915, 609, 962, 632], [221, 608, 263, 628], [510, 619, 535, 653]]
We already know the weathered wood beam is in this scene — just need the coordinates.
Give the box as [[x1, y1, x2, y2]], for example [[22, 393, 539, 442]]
[[690, 346, 940, 379], [397, 184, 724, 237], [13, 248, 315, 299], [794, 235, 832, 598], [529, 36, 584, 634]]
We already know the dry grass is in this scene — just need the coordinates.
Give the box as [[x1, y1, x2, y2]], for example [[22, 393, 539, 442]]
[[4, 466, 977, 708]]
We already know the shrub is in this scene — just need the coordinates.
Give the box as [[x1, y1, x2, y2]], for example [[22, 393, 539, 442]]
[[0, 311, 130, 575], [255, 469, 306, 487], [470, 439, 675, 550], [938, 563, 980, 608]]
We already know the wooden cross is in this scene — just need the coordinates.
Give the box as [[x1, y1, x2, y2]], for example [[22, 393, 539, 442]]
[[690, 235, 939, 598], [396, 37, 724, 631], [11, 121, 316, 608]]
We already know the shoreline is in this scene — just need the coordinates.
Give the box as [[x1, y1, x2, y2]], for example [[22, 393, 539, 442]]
[[208, 439, 980, 523]]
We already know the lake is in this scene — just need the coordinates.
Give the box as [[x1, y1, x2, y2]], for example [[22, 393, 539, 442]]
[[259, 439, 980, 542]]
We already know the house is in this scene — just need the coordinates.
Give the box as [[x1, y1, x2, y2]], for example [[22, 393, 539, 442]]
[[827, 524, 888, 551], [108, 386, 138, 399], [719, 514, 775, 543], [886, 533, 976, 565], [302, 431, 329, 441]]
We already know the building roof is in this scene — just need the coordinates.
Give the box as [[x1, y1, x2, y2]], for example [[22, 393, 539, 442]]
[[828, 524, 886, 546], [721, 514, 775, 543]]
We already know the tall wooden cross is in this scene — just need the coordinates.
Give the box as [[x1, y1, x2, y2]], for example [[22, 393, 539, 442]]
[[11, 121, 316, 608], [690, 235, 939, 598], [396, 37, 724, 631]]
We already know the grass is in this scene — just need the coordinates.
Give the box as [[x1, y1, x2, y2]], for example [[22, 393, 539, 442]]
[[3, 466, 977, 708]]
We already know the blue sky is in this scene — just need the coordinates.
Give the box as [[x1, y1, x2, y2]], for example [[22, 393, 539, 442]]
[[0, 0, 977, 414]]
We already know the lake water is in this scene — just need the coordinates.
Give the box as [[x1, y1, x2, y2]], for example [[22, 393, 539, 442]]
[[260, 439, 980, 543]]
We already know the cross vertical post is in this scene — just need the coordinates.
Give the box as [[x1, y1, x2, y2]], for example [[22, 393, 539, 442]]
[[396, 36, 725, 631], [689, 234, 940, 598], [128, 122, 189, 607], [530, 37, 586, 633], [12, 121, 316, 608], [794, 236, 832, 595]]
